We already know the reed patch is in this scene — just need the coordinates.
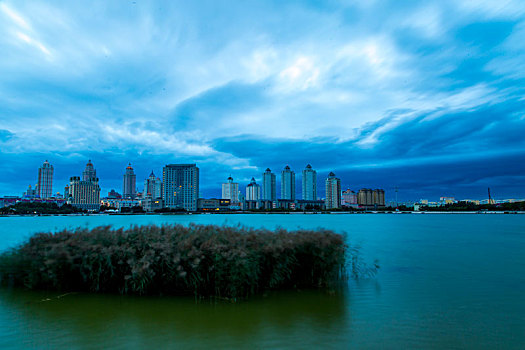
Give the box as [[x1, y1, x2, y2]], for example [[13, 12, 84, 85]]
[[0, 224, 359, 299]]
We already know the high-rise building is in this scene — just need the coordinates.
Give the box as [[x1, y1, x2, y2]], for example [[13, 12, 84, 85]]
[[68, 160, 101, 211], [82, 160, 97, 181], [375, 189, 386, 207], [342, 189, 358, 206], [245, 177, 261, 201], [144, 171, 162, 199], [238, 191, 245, 204], [325, 172, 341, 209], [357, 189, 385, 208], [163, 164, 199, 211], [222, 176, 239, 203], [281, 165, 295, 200], [122, 163, 137, 199], [37, 160, 53, 198], [262, 168, 276, 201], [23, 184, 38, 198], [302, 164, 317, 200]]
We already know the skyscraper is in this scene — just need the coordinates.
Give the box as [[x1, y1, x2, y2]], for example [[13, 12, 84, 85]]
[[222, 176, 239, 203], [82, 160, 96, 181], [122, 163, 137, 199], [163, 164, 199, 211], [68, 160, 101, 211], [281, 165, 295, 200], [37, 160, 53, 199], [302, 164, 317, 200], [325, 172, 341, 209], [262, 168, 276, 201], [245, 177, 261, 200], [144, 171, 162, 199]]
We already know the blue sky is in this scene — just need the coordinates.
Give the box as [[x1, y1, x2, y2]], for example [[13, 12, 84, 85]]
[[1, 0, 525, 201]]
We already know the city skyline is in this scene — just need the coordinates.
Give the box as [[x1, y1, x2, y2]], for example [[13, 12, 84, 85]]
[[1, 1, 524, 200], [4, 158, 519, 203], [1, 159, 393, 201]]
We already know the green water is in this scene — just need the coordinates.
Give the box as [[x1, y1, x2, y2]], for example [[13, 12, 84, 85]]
[[1, 214, 524, 349]]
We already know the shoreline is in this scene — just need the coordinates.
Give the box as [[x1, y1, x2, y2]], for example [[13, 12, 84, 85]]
[[1, 211, 525, 218]]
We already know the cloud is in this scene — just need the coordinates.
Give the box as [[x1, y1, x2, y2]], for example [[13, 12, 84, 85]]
[[0, 129, 14, 142], [210, 94, 525, 199], [277, 56, 320, 92], [0, 0, 524, 200], [457, 0, 525, 19], [169, 80, 270, 134], [0, 3, 30, 30]]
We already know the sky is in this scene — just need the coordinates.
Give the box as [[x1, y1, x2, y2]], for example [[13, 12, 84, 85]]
[[1, 0, 525, 201]]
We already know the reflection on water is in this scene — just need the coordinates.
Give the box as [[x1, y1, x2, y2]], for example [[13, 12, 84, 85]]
[[0, 288, 350, 349]]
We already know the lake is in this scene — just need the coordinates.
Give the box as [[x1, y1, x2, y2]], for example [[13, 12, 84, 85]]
[[0, 214, 524, 349]]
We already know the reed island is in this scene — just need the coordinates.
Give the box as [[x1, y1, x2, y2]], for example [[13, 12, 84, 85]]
[[0, 224, 354, 299]]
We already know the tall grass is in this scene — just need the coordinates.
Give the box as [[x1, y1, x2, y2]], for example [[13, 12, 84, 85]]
[[0, 224, 354, 299]]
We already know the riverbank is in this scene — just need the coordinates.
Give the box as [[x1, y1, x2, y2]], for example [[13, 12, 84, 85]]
[[2, 210, 525, 218]]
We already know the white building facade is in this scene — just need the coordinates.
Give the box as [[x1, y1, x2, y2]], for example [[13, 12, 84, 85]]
[[246, 177, 261, 201], [222, 176, 240, 203], [144, 171, 162, 199], [37, 160, 53, 199], [67, 160, 101, 211], [325, 172, 341, 209]]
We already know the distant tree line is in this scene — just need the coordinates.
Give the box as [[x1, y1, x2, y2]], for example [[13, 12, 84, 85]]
[[420, 201, 525, 212], [0, 202, 84, 215], [154, 207, 187, 213], [3, 200, 522, 215]]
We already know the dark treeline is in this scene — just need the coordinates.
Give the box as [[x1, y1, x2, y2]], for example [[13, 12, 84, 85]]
[[0, 202, 84, 215], [420, 201, 525, 212], [120, 206, 145, 214], [154, 207, 187, 213], [0, 224, 355, 299], [251, 202, 525, 213], [3, 201, 524, 216]]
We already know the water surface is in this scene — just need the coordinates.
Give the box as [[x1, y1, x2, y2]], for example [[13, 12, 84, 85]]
[[1, 214, 524, 349]]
